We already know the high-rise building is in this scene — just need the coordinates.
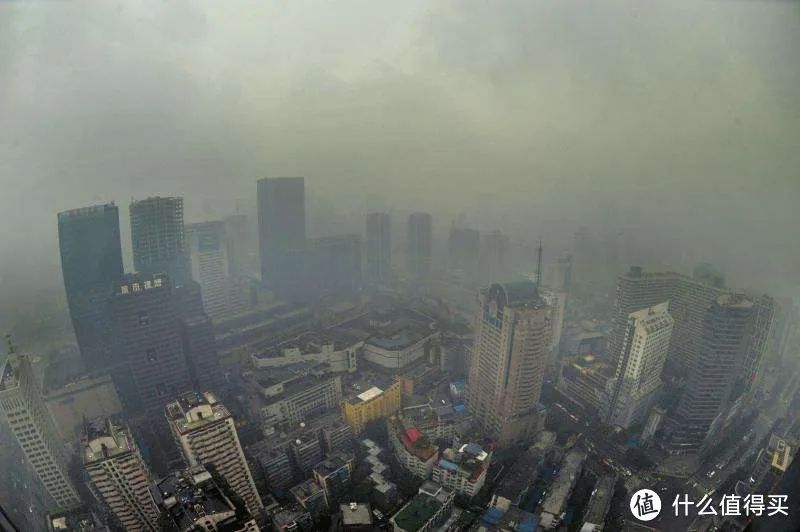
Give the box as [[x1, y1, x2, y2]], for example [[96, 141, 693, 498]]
[[257, 177, 306, 292], [185, 221, 231, 319], [448, 226, 480, 282], [407, 212, 432, 283], [0, 353, 80, 508], [166, 391, 263, 514], [111, 273, 192, 416], [224, 214, 249, 280], [479, 230, 510, 282], [603, 302, 674, 429], [467, 281, 551, 444], [365, 212, 391, 286], [179, 315, 225, 394], [290, 235, 361, 300], [82, 419, 159, 530], [664, 294, 757, 454], [130, 196, 189, 284], [608, 267, 774, 391], [58, 203, 124, 371]]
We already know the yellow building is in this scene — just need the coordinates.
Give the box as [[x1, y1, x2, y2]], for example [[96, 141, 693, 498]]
[[342, 381, 401, 434]]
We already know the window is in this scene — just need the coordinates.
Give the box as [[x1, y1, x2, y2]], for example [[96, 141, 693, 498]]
[[138, 312, 150, 326]]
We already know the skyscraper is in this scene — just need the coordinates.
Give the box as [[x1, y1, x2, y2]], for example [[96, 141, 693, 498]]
[[179, 315, 225, 394], [479, 230, 510, 283], [58, 203, 124, 370], [603, 302, 674, 429], [257, 177, 306, 292], [82, 419, 159, 530], [111, 273, 193, 416], [130, 196, 189, 284], [608, 267, 773, 390], [467, 282, 551, 444], [365, 212, 391, 286], [448, 226, 480, 281], [664, 294, 757, 453], [166, 391, 263, 514], [0, 353, 81, 508], [186, 221, 231, 319], [407, 212, 432, 283]]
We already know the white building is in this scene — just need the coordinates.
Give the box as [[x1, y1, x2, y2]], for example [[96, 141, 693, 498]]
[[186, 221, 233, 319], [541, 289, 567, 351], [387, 417, 438, 479], [604, 302, 674, 429], [166, 391, 263, 514], [0, 354, 80, 508], [431, 443, 490, 497], [82, 419, 159, 530], [363, 328, 439, 370], [252, 341, 360, 373]]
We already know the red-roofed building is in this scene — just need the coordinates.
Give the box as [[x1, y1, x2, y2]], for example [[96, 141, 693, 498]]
[[388, 417, 439, 479]]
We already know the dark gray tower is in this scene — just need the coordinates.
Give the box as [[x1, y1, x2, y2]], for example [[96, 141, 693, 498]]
[[130, 196, 189, 284], [365, 212, 391, 286], [407, 212, 432, 283], [257, 178, 306, 294], [111, 273, 193, 417], [58, 203, 124, 371], [664, 294, 755, 454]]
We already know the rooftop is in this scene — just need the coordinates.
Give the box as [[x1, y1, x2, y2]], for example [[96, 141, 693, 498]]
[[165, 391, 230, 434], [392, 482, 452, 531], [290, 479, 324, 501], [340, 502, 373, 526], [82, 419, 135, 464], [154, 467, 244, 530]]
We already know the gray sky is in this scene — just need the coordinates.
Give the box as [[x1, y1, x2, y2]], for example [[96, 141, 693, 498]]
[[1, 0, 799, 319]]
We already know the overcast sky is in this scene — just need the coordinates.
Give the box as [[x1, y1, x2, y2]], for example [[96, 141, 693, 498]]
[[1, 0, 798, 319]]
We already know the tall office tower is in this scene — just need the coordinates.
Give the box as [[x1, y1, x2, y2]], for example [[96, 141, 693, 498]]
[[607, 267, 774, 391], [130, 196, 189, 284], [257, 177, 306, 291], [608, 267, 723, 373], [664, 295, 756, 454], [603, 302, 674, 429], [185, 221, 231, 319], [365, 212, 391, 286], [166, 391, 263, 514], [552, 252, 573, 293], [82, 419, 159, 530], [224, 214, 249, 280], [58, 203, 124, 370], [179, 315, 225, 394], [111, 273, 192, 416], [310, 234, 362, 297], [407, 212, 432, 283], [448, 226, 480, 280], [467, 282, 551, 444], [479, 230, 510, 282], [0, 354, 80, 507], [743, 295, 776, 390], [541, 290, 567, 352]]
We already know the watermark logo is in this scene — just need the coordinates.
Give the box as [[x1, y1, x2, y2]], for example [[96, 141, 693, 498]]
[[630, 489, 662, 521]]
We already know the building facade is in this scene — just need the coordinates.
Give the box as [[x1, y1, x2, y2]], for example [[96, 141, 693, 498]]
[[111, 273, 193, 416], [130, 196, 189, 284], [57, 203, 124, 371], [185, 221, 232, 319], [467, 282, 551, 445], [0, 354, 80, 508], [342, 382, 402, 434], [664, 295, 760, 454], [407, 212, 432, 284], [604, 302, 674, 429], [82, 419, 159, 530], [257, 177, 306, 292], [365, 212, 391, 286], [166, 391, 263, 514]]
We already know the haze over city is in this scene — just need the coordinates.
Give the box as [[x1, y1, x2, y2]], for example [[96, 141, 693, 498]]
[[2, 0, 799, 337], [0, 1, 799, 531]]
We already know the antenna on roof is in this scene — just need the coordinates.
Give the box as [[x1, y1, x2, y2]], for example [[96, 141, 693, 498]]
[[536, 239, 543, 288]]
